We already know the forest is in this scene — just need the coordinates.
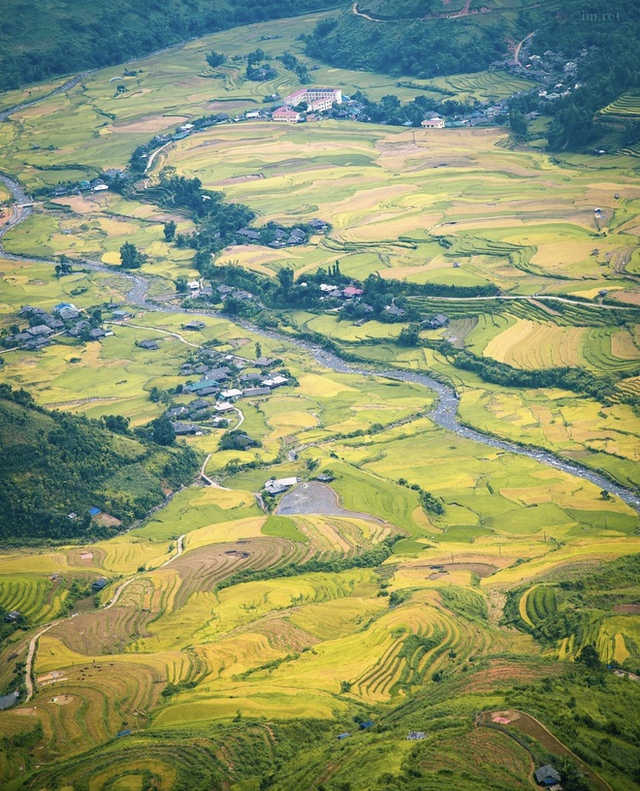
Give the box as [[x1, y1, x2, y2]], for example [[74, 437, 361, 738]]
[[0, 386, 198, 543]]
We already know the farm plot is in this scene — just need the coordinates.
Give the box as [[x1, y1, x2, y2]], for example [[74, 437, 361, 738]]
[[481, 320, 640, 372], [599, 91, 640, 119]]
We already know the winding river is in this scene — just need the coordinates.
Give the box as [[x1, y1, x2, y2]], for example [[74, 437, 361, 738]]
[[1, 171, 639, 512]]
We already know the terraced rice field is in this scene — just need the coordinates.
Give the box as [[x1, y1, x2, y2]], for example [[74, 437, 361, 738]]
[[1, 9, 640, 789], [0, 577, 66, 624], [600, 91, 640, 119], [481, 319, 640, 372]]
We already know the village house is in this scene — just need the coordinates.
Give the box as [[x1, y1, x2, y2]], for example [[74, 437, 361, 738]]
[[385, 304, 406, 318], [421, 117, 445, 129], [27, 325, 55, 337], [534, 765, 561, 787], [91, 578, 108, 593], [423, 314, 449, 329], [166, 406, 189, 419], [58, 306, 80, 321], [183, 320, 206, 331], [136, 339, 160, 350], [240, 372, 263, 384], [220, 388, 243, 401], [172, 422, 203, 436], [261, 375, 288, 388], [255, 357, 276, 368], [242, 386, 271, 397], [236, 228, 261, 242], [187, 380, 221, 396], [272, 107, 302, 124]]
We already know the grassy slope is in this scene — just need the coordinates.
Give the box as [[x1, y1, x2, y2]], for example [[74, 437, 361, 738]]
[[0, 391, 196, 541]]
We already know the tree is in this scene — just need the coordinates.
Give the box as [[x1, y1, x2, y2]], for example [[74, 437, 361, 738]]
[[398, 325, 420, 346], [175, 277, 188, 293], [55, 254, 72, 277], [277, 267, 294, 294], [247, 48, 265, 66], [163, 220, 176, 242], [576, 644, 602, 671], [149, 386, 161, 403], [102, 415, 130, 434], [206, 51, 226, 69], [600, 489, 611, 500], [559, 758, 591, 791], [150, 416, 175, 446], [255, 342, 262, 359], [119, 242, 142, 269], [509, 109, 528, 137]]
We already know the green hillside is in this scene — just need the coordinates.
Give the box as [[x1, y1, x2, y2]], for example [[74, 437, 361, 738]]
[[0, 0, 337, 90], [305, 3, 510, 78], [0, 386, 198, 542]]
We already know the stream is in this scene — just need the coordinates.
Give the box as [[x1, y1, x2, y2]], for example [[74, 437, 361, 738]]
[[1, 171, 638, 512]]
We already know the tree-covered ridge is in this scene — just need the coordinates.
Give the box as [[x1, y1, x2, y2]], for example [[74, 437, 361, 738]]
[[0, 386, 198, 542], [305, 11, 507, 78], [0, 0, 337, 91]]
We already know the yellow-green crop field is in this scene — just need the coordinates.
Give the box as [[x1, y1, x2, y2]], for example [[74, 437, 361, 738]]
[[1, 7, 640, 791]]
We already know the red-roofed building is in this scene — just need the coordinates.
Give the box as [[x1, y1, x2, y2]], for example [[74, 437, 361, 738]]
[[272, 107, 302, 124], [343, 287, 364, 298]]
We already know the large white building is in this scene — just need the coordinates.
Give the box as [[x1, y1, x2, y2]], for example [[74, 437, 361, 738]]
[[284, 87, 343, 113]]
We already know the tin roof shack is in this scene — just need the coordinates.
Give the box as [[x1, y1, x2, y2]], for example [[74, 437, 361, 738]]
[[91, 578, 108, 593], [264, 477, 300, 496], [535, 766, 561, 787]]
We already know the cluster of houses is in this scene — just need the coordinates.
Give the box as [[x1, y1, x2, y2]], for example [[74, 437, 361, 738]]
[[165, 340, 293, 436], [1, 303, 134, 351], [235, 224, 310, 249], [49, 170, 124, 199]]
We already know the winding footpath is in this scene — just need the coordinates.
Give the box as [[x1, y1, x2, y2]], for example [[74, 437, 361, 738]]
[[24, 623, 59, 702], [106, 533, 185, 610], [0, 173, 639, 513]]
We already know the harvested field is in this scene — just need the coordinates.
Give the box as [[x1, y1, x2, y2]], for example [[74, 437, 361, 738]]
[[276, 482, 385, 524]]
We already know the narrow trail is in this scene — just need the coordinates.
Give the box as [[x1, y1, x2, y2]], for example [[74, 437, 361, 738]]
[[24, 623, 59, 702], [110, 321, 202, 348], [105, 534, 185, 610], [200, 454, 232, 490], [1, 172, 639, 512], [145, 141, 173, 174], [514, 31, 536, 64], [21, 532, 184, 702]]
